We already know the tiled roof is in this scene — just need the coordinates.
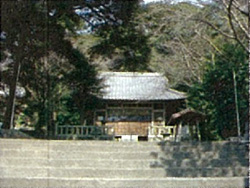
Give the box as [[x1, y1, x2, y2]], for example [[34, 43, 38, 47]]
[[99, 72, 186, 101]]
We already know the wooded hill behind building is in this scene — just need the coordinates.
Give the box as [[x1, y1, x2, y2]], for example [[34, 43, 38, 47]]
[[0, 0, 248, 140]]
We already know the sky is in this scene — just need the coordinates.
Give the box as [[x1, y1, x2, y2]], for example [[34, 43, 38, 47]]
[[76, 0, 209, 34], [143, 0, 170, 3], [143, 0, 206, 5]]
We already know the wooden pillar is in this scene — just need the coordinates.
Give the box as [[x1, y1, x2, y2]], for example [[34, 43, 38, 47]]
[[163, 102, 166, 127], [196, 121, 201, 141], [175, 121, 182, 142]]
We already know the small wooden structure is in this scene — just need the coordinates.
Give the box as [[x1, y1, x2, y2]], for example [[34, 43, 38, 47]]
[[94, 72, 186, 141], [168, 109, 205, 141]]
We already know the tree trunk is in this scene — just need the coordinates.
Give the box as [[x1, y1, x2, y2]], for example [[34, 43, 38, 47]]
[[3, 60, 21, 129], [80, 106, 86, 125], [233, 70, 241, 137]]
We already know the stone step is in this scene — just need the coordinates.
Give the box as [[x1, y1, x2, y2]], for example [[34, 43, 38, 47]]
[[0, 139, 159, 147], [0, 149, 49, 158], [0, 158, 155, 169], [1, 139, 247, 155], [1, 150, 247, 163], [1, 157, 247, 170], [48, 144, 159, 152], [159, 141, 248, 148], [150, 151, 248, 161], [1, 166, 248, 178], [0, 150, 155, 160], [2, 148, 247, 161], [159, 145, 248, 157], [1, 139, 247, 148], [151, 158, 249, 168], [0, 138, 248, 186], [1, 146, 247, 158], [0, 177, 248, 188], [0, 140, 160, 152], [159, 148, 248, 156], [159, 145, 248, 154], [0, 167, 166, 179], [162, 167, 248, 177], [0, 145, 161, 153]]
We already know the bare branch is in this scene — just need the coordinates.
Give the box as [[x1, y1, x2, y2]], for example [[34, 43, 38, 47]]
[[194, 29, 223, 55], [223, 0, 249, 38], [193, 18, 235, 39], [232, 1, 248, 16], [175, 35, 202, 63], [230, 9, 249, 39], [225, 0, 249, 52], [79, 15, 95, 28]]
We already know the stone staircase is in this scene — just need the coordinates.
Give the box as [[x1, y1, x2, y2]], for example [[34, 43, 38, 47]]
[[0, 139, 249, 188]]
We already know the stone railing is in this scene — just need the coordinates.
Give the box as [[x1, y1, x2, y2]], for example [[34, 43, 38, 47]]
[[55, 125, 114, 140]]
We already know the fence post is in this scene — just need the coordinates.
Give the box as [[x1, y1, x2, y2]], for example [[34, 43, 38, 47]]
[[66, 125, 69, 138], [55, 124, 58, 136]]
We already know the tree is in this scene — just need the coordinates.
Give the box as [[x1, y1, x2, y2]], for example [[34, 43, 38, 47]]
[[19, 51, 73, 133], [1, 1, 48, 129], [1, 0, 142, 131], [88, 1, 151, 72], [1, 0, 85, 131], [134, 2, 217, 89], [187, 43, 248, 140], [66, 49, 101, 125], [196, 0, 248, 53], [219, 0, 248, 53], [133, 0, 248, 90]]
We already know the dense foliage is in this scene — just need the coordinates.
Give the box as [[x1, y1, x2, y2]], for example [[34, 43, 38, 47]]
[[188, 43, 248, 140], [1, 0, 136, 132]]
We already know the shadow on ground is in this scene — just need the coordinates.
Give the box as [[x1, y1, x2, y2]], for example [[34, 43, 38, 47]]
[[150, 141, 249, 179]]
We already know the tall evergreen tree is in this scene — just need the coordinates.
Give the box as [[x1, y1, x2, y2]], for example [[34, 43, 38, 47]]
[[1, 0, 142, 132], [89, 1, 151, 71], [188, 43, 248, 140]]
